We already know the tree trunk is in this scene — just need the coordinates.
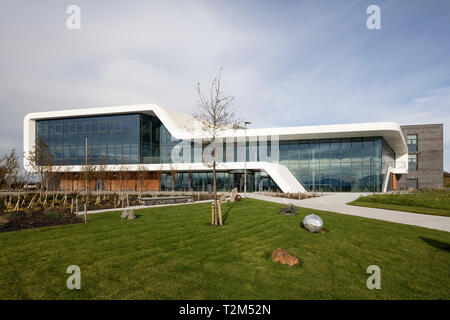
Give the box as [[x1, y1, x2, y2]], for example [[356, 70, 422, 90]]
[[84, 201, 87, 223], [218, 199, 223, 226], [213, 161, 218, 225]]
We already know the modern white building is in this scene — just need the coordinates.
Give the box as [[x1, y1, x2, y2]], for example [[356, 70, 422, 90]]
[[23, 104, 408, 193]]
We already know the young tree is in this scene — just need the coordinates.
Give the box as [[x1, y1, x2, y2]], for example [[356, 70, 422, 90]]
[[136, 163, 148, 195], [58, 159, 74, 193], [117, 162, 128, 193], [80, 155, 97, 223], [0, 156, 7, 189], [2, 148, 20, 190], [16, 167, 33, 190], [193, 69, 239, 226], [24, 137, 55, 193], [169, 163, 177, 192]]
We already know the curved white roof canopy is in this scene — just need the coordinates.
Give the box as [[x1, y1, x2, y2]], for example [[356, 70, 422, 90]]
[[24, 103, 407, 152]]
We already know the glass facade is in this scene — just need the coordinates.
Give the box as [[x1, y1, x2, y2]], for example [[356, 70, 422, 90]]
[[279, 137, 383, 192], [160, 125, 181, 164], [159, 171, 280, 193], [36, 113, 161, 165], [141, 114, 161, 164], [36, 114, 394, 192]]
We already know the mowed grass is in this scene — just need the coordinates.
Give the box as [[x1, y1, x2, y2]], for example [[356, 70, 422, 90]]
[[349, 189, 450, 217], [0, 199, 449, 300]]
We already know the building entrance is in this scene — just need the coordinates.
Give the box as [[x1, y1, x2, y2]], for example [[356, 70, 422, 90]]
[[231, 171, 254, 193]]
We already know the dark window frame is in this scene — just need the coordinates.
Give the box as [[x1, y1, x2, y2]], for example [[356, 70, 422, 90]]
[[407, 134, 417, 145], [80, 121, 91, 134], [407, 134, 418, 152], [114, 119, 123, 132], [98, 120, 107, 133], [55, 123, 63, 136], [68, 122, 77, 135], [408, 153, 418, 171]]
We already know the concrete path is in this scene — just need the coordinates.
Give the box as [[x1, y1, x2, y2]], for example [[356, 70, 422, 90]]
[[248, 193, 450, 232]]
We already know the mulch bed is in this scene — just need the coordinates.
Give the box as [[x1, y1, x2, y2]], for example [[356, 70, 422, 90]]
[[0, 210, 83, 233]]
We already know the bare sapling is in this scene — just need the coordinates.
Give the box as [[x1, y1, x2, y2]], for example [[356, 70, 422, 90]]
[[192, 69, 239, 226]]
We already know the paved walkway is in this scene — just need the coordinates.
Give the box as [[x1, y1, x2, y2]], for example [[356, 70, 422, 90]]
[[248, 193, 450, 232]]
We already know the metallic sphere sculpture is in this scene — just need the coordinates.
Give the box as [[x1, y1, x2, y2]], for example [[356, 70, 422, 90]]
[[302, 214, 323, 233]]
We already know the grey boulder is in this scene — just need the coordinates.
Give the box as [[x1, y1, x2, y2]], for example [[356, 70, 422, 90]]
[[121, 209, 136, 219], [279, 204, 297, 216]]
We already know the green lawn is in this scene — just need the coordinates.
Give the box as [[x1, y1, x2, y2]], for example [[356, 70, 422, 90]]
[[0, 199, 449, 300], [348, 189, 450, 217]]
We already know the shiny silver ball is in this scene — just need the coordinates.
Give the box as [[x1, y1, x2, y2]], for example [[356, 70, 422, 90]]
[[302, 214, 323, 233]]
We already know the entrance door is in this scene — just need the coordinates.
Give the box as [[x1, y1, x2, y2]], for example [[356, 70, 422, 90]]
[[232, 172, 254, 193], [407, 178, 418, 190], [232, 173, 242, 192]]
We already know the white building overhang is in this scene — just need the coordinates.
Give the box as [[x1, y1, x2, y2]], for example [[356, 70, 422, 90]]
[[24, 103, 409, 193]]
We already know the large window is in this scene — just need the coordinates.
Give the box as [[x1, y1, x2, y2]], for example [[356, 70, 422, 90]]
[[159, 125, 181, 164], [408, 154, 418, 171], [155, 136, 386, 193], [36, 113, 161, 166], [276, 137, 384, 192], [407, 134, 417, 152]]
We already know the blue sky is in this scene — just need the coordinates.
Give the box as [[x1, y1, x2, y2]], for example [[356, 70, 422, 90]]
[[0, 0, 449, 170]]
